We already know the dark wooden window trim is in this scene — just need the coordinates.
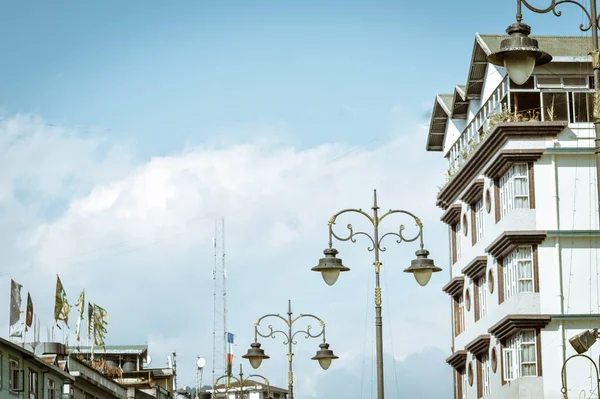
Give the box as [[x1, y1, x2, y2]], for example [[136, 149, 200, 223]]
[[494, 180, 501, 224], [528, 162, 536, 209], [500, 341, 506, 386], [455, 367, 465, 399], [451, 224, 458, 264], [476, 356, 483, 398], [474, 280, 480, 323], [497, 258, 504, 304], [471, 205, 477, 246]]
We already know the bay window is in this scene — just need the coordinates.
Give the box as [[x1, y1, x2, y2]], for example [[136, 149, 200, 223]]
[[503, 246, 534, 300], [499, 164, 529, 218], [503, 330, 538, 381]]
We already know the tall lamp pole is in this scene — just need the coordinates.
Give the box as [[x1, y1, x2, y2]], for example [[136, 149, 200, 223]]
[[241, 300, 338, 399], [213, 364, 271, 399], [486, 0, 600, 215], [312, 189, 441, 399], [560, 329, 600, 397]]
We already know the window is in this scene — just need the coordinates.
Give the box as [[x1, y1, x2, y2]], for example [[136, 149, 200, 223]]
[[482, 352, 491, 396], [454, 220, 462, 263], [503, 330, 538, 381], [503, 246, 534, 300], [477, 276, 488, 320], [499, 164, 529, 218], [454, 294, 465, 336], [29, 370, 38, 399], [542, 92, 568, 121], [9, 359, 23, 392], [48, 379, 56, 399], [572, 92, 594, 122], [463, 369, 469, 398], [474, 199, 484, 243]]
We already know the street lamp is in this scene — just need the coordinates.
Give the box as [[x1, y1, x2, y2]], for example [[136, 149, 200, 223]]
[[213, 364, 271, 399], [561, 329, 600, 398], [242, 299, 337, 399], [487, 0, 600, 214], [313, 189, 440, 399]]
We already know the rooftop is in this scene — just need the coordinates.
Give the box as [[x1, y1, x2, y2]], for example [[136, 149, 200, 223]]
[[69, 345, 148, 356], [426, 34, 594, 152]]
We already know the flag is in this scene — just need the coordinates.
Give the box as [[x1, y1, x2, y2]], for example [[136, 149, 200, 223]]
[[226, 332, 235, 383], [74, 289, 85, 341], [25, 293, 33, 330], [93, 304, 108, 348], [54, 275, 70, 327], [9, 279, 23, 338], [87, 302, 94, 339]]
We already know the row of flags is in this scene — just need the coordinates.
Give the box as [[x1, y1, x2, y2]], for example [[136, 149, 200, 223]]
[[9, 275, 109, 347]]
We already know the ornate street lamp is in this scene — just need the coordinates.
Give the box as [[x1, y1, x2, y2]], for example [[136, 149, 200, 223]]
[[242, 300, 337, 399], [212, 364, 271, 399], [313, 189, 440, 399]]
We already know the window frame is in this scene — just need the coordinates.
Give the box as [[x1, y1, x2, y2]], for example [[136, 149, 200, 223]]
[[48, 378, 56, 399], [499, 163, 530, 219], [503, 329, 539, 382], [477, 275, 488, 321], [29, 369, 38, 399], [502, 246, 534, 300], [475, 198, 485, 243], [9, 358, 23, 392], [482, 352, 491, 396], [454, 294, 465, 336]]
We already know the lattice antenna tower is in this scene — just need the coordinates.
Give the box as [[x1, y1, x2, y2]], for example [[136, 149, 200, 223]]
[[212, 217, 227, 391]]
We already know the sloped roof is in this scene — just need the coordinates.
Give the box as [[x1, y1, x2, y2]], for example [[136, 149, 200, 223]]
[[426, 33, 594, 152]]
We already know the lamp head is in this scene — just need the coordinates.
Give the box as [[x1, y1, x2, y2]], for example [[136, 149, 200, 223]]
[[569, 329, 599, 354], [312, 248, 350, 286], [311, 342, 339, 370], [403, 249, 442, 287], [241, 342, 270, 369], [487, 22, 552, 85]]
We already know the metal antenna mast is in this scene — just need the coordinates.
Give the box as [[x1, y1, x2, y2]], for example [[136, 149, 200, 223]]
[[212, 217, 227, 397]]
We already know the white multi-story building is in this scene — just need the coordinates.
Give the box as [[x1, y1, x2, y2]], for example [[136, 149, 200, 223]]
[[427, 34, 600, 398]]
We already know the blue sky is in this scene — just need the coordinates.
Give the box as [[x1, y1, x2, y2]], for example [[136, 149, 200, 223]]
[[0, 0, 577, 156], [1, 1, 597, 398]]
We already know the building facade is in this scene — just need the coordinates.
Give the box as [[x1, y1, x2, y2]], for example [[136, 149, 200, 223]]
[[0, 338, 74, 399], [427, 34, 600, 398]]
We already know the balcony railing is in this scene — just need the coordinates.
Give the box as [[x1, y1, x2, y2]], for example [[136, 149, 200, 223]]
[[446, 74, 594, 178]]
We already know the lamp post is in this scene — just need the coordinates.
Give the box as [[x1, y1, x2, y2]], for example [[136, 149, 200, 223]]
[[242, 299, 338, 399], [312, 189, 440, 399], [213, 363, 271, 399], [560, 329, 600, 398], [486, 0, 600, 216]]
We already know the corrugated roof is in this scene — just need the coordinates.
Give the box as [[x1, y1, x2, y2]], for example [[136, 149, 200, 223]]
[[69, 345, 148, 355], [478, 34, 594, 57], [426, 95, 453, 151]]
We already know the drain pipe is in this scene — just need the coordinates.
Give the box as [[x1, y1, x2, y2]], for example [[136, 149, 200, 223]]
[[552, 152, 568, 388]]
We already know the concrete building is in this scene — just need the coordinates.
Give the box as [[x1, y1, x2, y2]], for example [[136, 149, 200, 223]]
[[208, 379, 288, 399], [427, 34, 600, 398], [69, 346, 175, 399], [0, 337, 74, 399]]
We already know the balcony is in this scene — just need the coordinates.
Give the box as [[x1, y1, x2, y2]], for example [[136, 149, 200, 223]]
[[445, 74, 594, 179]]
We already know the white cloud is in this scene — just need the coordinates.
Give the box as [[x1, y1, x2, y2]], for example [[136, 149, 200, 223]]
[[1, 114, 452, 398]]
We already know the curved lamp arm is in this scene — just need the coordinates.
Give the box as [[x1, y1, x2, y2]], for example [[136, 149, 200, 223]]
[[254, 314, 291, 344], [328, 209, 376, 251], [519, 0, 596, 31], [290, 314, 327, 344], [560, 353, 600, 398], [377, 209, 424, 252]]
